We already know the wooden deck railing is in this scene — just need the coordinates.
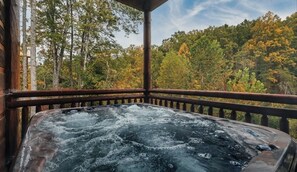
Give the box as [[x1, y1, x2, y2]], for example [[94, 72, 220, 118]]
[[149, 89, 297, 134], [6, 88, 297, 141], [6, 89, 145, 139]]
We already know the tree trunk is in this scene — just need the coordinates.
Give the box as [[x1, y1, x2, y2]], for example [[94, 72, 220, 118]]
[[69, 0, 74, 87], [52, 45, 59, 88], [79, 30, 86, 89], [22, 0, 27, 90], [30, 0, 37, 91]]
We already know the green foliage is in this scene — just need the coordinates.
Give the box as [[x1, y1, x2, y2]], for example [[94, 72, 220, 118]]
[[36, 0, 142, 89], [190, 36, 227, 90], [30, 7, 297, 138], [157, 51, 192, 89], [227, 68, 266, 93], [151, 47, 165, 88], [242, 12, 296, 93]]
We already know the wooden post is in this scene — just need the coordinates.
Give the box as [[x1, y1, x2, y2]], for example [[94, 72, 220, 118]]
[[231, 110, 237, 120], [190, 104, 195, 112], [36, 105, 42, 113], [183, 103, 187, 111], [49, 104, 54, 109], [176, 102, 180, 110], [4, 0, 21, 169], [21, 107, 29, 139], [165, 100, 168, 107], [143, 11, 151, 103], [159, 99, 162, 106], [219, 108, 224, 118], [199, 105, 203, 114], [170, 101, 174, 108], [245, 112, 251, 123], [279, 117, 289, 134], [208, 106, 213, 116], [261, 114, 268, 126]]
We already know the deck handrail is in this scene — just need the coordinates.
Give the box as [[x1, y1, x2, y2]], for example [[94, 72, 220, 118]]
[[6, 88, 297, 140], [149, 89, 297, 134], [9, 88, 145, 98], [150, 89, 297, 105], [149, 95, 297, 119]]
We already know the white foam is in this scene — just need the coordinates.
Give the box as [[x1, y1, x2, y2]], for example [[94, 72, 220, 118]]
[[28, 104, 252, 171]]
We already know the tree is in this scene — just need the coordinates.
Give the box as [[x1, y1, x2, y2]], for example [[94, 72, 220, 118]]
[[36, 0, 142, 89], [178, 43, 191, 59], [160, 31, 188, 54], [227, 68, 266, 93], [190, 36, 227, 90], [30, 0, 37, 91], [151, 47, 165, 88], [243, 12, 296, 93], [113, 46, 143, 89], [22, 0, 28, 90], [157, 51, 191, 89], [284, 12, 297, 94]]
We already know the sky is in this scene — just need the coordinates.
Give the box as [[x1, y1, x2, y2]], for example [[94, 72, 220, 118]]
[[115, 0, 297, 48]]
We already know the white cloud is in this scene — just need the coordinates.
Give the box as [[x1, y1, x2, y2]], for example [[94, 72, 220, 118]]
[[115, 0, 297, 48]]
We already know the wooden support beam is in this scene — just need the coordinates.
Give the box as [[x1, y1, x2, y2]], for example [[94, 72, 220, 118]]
[[143, 11, 151, 103], [4, 0, 20, 169]]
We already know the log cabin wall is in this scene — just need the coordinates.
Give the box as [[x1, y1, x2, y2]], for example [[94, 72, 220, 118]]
[[1, 0, 20, 171], [0, 0, 6, 170]]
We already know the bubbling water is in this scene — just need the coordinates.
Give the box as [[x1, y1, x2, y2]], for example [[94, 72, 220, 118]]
[[39, 104, 252, 172]]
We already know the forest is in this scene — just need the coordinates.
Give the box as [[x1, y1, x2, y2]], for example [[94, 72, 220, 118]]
[[20, 0, 297, 95], [19, 0, 297, 137]]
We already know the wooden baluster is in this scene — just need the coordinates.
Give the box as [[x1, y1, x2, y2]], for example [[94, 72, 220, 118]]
[[170, 101, 174, 108], [183, 103, 187, 111], [279, 117, 289, 134], [261, 114, 268, 126], [176, 102, 180, 110], [36, 105, 42, 113], [134, 98, 138, 103], [128, 98, 132, 103], [99, 101, 103, 106], [22, 106, 29, 139], [231, 110, 237, 120], [190, 104, 195, 112], [199, 105, 203, 114], [140, 98, 143, 103], [81, 102, 86, 107], [150, 98, 153, 104], [208, 107, 213, 116], [60, 104, 65, 108], [71, 102, 76, 107], [114, 99, 118, 105], [90, 101, 94, 106], [107, 100, 111, 105], [159, 99, 163, 106], [219, 108, 224, 118], [49, 104, 54, 109], [122, 98, 125, 104], [245, 112, 251, 123], [165, 100, 168, 107]]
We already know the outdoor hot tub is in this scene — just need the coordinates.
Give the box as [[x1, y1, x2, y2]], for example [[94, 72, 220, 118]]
[[13, 104, 297, 172]]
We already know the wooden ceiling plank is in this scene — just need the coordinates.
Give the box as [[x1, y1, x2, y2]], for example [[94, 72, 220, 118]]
[[116, 0, 167, 11]]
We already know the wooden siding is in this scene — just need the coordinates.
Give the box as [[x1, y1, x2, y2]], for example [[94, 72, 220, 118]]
[[0, 0, 5, 170], [2, 0, 20, 171], [5, 0, 20, 170]]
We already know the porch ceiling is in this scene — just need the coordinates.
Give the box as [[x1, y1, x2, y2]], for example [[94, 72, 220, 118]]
[[116, 0, 167, 11]]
